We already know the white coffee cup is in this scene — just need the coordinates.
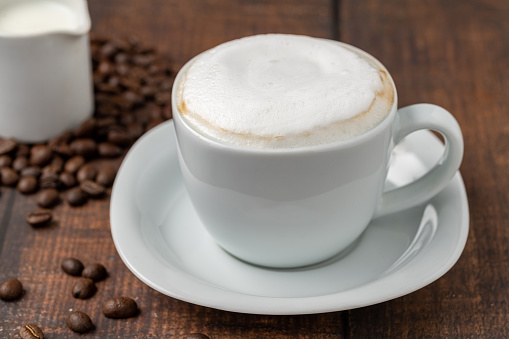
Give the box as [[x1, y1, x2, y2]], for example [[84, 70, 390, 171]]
[[0, 0, 93, 143], [172, 35, 463, 268]]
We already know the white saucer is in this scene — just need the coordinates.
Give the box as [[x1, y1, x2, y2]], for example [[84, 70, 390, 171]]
[[110, 120, 469, 315]]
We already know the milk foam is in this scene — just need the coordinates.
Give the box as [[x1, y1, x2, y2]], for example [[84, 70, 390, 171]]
[[0, 0, 78, 35], [177, 34, 394, 149]]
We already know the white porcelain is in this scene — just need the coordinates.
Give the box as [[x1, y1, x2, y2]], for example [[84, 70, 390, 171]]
[[0, 0, 93, 143], [172, 44, 464, 268], [110, 120, 469, 315]]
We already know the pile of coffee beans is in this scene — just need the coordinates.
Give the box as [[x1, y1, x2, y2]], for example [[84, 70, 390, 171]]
[[61, 258, 107, 300], [61, 257, 138, 333], [0, 34, 174, 226]]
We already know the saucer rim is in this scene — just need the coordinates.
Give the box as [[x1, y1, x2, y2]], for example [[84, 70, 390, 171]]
[[110, 120, 469, 315]]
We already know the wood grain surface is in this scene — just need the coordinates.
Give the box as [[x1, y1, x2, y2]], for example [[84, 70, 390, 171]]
[[1, 0, 508, 338]]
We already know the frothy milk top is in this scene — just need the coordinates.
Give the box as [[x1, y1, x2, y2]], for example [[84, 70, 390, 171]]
[[0, 0, 79, 35], [177, 34, 394, 149]]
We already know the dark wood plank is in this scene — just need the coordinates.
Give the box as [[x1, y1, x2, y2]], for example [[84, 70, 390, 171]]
[[340, 0, 509, 337], [89, 0, 335, 67], [0, 1, 347, 338]]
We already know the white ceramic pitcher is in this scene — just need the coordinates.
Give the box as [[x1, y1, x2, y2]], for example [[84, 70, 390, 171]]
[[0, 0, 93, 143]]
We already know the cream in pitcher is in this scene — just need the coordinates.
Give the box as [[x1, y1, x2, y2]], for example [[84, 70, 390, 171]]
[[0, 0, 93, 143]]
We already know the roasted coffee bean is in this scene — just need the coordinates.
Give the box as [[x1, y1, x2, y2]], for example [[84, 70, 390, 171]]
[[17, 176, 38, 194], [36, 188, 60, 208], [21, 166, 41, 178], [64, 155, 85, 174], [0, 278, 23, 301], [52, 142, 73, 157], [39, 171, 60, 189], [96, 165, 116, 187], [0, 154, 12, 167], [19, 324, 44, 339], [41, 164, 60, 175], [80, 180, 105, 198], [25, 209, 52, 228], [98, 142, 123, 158], [70, 138, 97, 157], [76, 163, 97, 182], [15, 144, 29, 157], [67, 311, 94, 333], [12, 156, 28, 172], [65, 187, 88, 206], [1, 167, 19, 186], [102, 297, 138, 318], [49, 155, 64, 171], [185, 334, 211, 339], [107, 129, 132, 146], [125, 122, 143, 140], [61, 258, 84, 276], [0, 138, 17, 155], [59, 172, 77, 188], [82, 263, 107, 281], [30, 145, 52, 166], [72, 278, 96, 299]]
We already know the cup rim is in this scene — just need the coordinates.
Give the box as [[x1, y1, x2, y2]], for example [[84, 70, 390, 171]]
[[172, 35, 399, 154]]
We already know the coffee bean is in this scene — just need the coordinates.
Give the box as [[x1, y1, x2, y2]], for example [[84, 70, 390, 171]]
[[66, 311, 94, 333], [185, 334, 211, 339], [52, 142, 73, 158], [61, 258, 84, 276], [102, 297, 138, 318], [107, 129, 132, 147], [65, 187, 88, 206], [59, 172, 77, 188], [64, 155, 85, 174], [0, 278, 23, 301], [12, 156, 28, 172], [26, 209, 52, 228], [0, 154, 12, 167], [82, 263, 107, 281], [96, 165, 116, 187], [30, 145, 53, 166], [19, 324, 44, 339], [39, 171, 60, 189], [72, 278, 96, 299], [1, 167, 19, 186], [98, 142, 123, 158], [0, 138, 17, 155], [15, 144, 29, 157], [17, 176, 38, 194], [126, 122, 144, 139], [70, 138, 97, 157], [21, 166, 41, 178], [80, 180, 105, 198], [36, 188, 60, 208], [76, 163, 97, 182]]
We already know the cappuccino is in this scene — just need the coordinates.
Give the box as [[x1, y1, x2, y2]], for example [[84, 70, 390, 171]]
[[176, 34, 395, 149]]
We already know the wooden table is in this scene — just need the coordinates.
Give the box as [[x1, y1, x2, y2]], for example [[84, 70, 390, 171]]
[[1, 0, 508, 337]]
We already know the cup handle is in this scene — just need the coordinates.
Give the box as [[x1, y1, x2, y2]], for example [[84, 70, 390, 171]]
[[374, 103, 464, 218]]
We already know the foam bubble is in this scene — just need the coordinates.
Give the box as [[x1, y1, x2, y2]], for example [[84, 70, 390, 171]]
[[178, 34, 394, 148]]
